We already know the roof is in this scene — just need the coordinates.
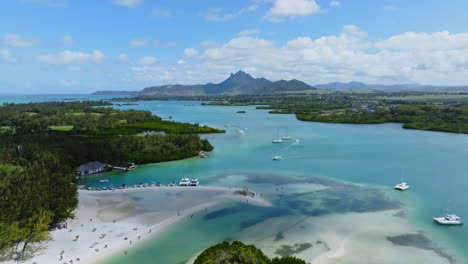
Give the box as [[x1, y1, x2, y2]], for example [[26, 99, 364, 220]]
[[76, 161, 106, 172]]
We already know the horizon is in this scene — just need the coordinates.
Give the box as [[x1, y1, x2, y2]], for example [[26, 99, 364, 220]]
[[2, 0, 468, 93]]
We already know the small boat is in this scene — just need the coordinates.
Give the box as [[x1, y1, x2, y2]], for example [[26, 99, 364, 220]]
[[433, 214, 463, 225], [102, 187, 108, 190], [272, 138, 283, 143], [394, 182, 410, 191], [295, 139, 300, 143], [199, 152, 208, 158], [282, 136, 292, 140], [190, 179, 200, 186], [273, 156, 283, 160], [179, 178, 191, 186], [156, 182, 161, 187], [99, 179, 109, 183], [169, 182, 175, 187]]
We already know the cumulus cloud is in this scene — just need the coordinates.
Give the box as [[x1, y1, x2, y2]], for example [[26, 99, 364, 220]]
[[61, 35, 75, 43], [3, 34, 37, 48], [151, 8, 171, 17], [112, 0, 143, 8], [239, 28, 261, 36], [0, 48, 14, 62], [129, 38, 148, 47], [36, 50, 105, 64], [201, 5, 258, 21], [330, 1, 341, 8], [136, 56, 156, 65], [118, 53, 130, 62], [184, 48, 199, 58], [265, 0, 320, 22], [130, 26, 468, 86]]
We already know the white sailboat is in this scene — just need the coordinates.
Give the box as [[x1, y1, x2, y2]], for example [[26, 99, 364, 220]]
[[394, 168, 410, 191], [282, 128, 292, 140], [272, 129, 283, 143]]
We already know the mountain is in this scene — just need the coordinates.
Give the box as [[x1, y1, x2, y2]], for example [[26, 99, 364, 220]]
[[92, 70, 316, 96]]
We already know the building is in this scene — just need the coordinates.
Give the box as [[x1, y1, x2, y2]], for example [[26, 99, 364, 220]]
[[75, 161, 107, 176]]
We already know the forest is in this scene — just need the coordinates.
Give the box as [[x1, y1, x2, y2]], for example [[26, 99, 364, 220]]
[[0, 101, 223, 260], [194, 241, 307, 264]]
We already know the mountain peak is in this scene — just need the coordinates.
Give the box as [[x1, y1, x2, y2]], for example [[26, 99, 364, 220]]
[[229, 70, 254, 81]]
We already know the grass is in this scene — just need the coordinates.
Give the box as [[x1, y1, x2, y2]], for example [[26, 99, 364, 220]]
[[48, 125, 74, 131]]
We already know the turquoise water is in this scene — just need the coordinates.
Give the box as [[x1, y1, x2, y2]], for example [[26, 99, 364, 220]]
[[77, 101, 468, 264], [0, 94, 123, 104]]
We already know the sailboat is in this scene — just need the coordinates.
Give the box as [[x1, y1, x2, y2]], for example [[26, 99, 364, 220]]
[[282, 128, 292, 140], [272, 129, 283, 143], [394, 168, 410, 191]]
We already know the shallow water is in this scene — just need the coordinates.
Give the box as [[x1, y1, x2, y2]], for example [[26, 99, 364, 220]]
[[75, 100, 468, 263]]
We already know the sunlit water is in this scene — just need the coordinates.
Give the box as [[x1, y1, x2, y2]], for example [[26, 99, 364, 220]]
[[4, 96, 467, 263]]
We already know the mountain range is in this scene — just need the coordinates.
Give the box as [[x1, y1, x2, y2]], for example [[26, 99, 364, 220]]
[[93, 71, 468, 96], [93, 71, 315, 96]]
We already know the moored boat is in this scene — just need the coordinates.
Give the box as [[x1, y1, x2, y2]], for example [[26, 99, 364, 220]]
[[394, 182, 410, 191], [179, 178, 191, 186], [433, 214, 463, 225], [190, 179, 200, 186]]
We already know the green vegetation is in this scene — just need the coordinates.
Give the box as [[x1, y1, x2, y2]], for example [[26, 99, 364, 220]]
[[201, 92, 468, 134], [193, 241, 308, 264], [0, 101, 223, 260]]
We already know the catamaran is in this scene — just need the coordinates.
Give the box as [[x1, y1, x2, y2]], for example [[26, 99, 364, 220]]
[[190, 179, 200, 186], [394, 182, 410, 191], [433, 214, 463, 225], [179, 178, 191, 186]]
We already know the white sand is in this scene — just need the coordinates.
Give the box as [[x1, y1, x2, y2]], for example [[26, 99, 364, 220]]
[[10, 186, 271, 264]]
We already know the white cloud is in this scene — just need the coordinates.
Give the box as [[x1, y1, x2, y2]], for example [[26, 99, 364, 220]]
[[151, 8, 171, 17], [130, 26, 468, 86], [136, 56, 156, 65], [61, 35, 75, 43], [177, 60, 187, 64], [200, 40, 220, 48], [3, 34, 37, 48], [112, 0, 143, 8], [330, 1, 341, 8], [265, 0, 320, 22], [36, 50, 105, 64], [118, 53, 130, 62], [20, 0, 66, 7], [129, 38, 148, 47], [0, 48, 14, 62], [201, 5, 258, 21], [239, 28, 261, 36], [184, 48, 199, 58]]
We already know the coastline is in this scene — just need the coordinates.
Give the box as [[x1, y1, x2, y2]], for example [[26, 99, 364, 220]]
[[11, 186, 271, 264]]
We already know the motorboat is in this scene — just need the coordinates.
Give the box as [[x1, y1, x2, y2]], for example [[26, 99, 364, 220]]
[[394, 182, 410, 191], [98, 179, 109, 183], [282, 136, 292, 140], [190, 179, 200, 186], [273, 156, 283, 160], [433, 214, 463, 225], [295, 139, 300, 143], [179, 178, 191, 186], [272, 138, 283, 143]]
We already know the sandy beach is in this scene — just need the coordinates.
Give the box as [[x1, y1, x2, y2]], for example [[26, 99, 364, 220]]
[[10, 186, 271, 264]]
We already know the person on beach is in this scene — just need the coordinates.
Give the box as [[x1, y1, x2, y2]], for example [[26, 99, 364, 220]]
[[138, 236, 140, 240], [149, 229, 151, 233], [124, 250, 128, 255]]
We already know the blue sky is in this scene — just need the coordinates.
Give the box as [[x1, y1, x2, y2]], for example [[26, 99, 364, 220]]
[[1, 0, 468, 93]]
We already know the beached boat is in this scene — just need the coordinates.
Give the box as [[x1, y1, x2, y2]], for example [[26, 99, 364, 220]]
[[190, 179, 200, 186], [433, 214, 463, 225], [273, 156, 283, 160], [179, 178, 191, 186], [394, 182, 410, 191], [98, 179, 109, 183]]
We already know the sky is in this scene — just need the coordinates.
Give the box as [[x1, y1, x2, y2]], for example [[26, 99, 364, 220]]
[[1, 0, 468, 93]]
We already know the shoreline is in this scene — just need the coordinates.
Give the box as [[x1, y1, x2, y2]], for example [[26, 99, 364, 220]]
[[10, 186, 271, 264]]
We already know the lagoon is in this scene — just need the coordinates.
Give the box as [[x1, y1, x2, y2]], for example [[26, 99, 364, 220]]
[[76, 100, 468, 264]]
